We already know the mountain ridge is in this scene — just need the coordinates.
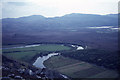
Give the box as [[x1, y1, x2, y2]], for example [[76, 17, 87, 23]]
[[2, 13, 118, 34], [2, 13, 118, 19]]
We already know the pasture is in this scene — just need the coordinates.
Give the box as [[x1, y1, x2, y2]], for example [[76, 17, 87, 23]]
[[44, 56, 119, 78], [3, 44, 71, 62]]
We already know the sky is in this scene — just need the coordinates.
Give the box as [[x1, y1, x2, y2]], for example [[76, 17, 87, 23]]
[[1, 0, 119, 18]]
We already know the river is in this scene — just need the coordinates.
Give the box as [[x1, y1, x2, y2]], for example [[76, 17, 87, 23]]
[[33, 53, 60, 68]]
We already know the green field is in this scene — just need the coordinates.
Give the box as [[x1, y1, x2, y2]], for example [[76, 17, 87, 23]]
[[3, 44, 71, 62], [44, 56, 80, 69], [44, 56, 119, 78], [3, 44, 71, 52]]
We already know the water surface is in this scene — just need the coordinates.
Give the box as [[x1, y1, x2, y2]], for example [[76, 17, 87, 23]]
[[33, 53, 60, 68]]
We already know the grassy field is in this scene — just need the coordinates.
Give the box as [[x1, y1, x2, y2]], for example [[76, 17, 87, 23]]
[[44, 55, 119, 78], [3, 44, 71, 52], [3, 44, 71, 62], [4, 51, 39, 62], [44, 56, 80, 69]]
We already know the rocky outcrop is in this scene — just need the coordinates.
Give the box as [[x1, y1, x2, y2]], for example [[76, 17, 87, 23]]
[[2, 55, 66, 80]]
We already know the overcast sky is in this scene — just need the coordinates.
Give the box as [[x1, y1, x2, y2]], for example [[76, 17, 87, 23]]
[[1, 0, 119, 18]]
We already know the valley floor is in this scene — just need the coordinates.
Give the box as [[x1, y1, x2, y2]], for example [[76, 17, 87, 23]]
[[44, 55, 119, 78]]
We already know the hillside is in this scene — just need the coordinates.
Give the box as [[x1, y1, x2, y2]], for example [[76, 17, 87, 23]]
[[2, 13, 118, 34], [2, 55, 65, 79]]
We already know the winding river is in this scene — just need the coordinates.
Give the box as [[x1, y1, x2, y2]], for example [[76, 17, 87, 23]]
[[33, 53, 60, 68]]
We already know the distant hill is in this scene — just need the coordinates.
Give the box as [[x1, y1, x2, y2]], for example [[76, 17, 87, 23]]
[[2, 13, 118, 34]]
